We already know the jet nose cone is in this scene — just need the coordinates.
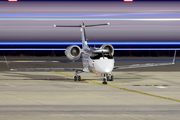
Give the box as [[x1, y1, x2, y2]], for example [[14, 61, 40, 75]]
[[93, 59, 114, 74], [103, 68, 112, 74]]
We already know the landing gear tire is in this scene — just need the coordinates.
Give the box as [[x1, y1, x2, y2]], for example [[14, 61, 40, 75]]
[[109, 75, 114, 81], [111, 76, 114, 81], [78, 76, 81, 81], [102, 78, 107, 84], [74, 71, 81, 82], [102, 82, 107, 84], [74, 76, 77, 81], [107, 76, 109, 81]]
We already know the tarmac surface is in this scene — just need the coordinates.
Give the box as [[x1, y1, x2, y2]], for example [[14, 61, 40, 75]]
[[0, 56, 180, 120]]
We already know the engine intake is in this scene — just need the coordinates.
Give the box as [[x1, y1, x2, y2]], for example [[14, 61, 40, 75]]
[[100, 44, 114, 55], [65, 45, 82, 61]]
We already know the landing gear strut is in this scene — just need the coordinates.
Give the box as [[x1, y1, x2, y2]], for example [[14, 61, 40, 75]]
[[107, 73, 114, 81], [102, 74, 107, 84], [102, 73, 114, 84], [74, 71, 81, 81]]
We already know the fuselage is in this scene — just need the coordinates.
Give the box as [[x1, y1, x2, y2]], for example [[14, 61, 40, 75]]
[[82, 48, 114, 74]]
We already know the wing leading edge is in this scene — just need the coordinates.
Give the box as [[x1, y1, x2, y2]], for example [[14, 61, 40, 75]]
[[10, 68, 83, 72], [114, 50, 176, 70]]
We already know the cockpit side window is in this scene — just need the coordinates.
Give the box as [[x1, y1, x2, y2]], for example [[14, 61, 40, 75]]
[[90, 52, 113, 59]]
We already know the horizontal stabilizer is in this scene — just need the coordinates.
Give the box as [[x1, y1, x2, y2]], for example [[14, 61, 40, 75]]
[[54, 25, 81, 27], [54, 23, 109, 28], [85, 23, 110, 27]]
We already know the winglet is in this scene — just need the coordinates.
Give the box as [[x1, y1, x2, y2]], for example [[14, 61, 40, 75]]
[[172, 50, 176, 64], [4, 56, 10, 70]]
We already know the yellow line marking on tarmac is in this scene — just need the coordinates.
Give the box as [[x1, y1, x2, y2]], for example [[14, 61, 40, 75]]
[[119, 83, 127, 85], [52, 71, 73, 77], [131, 116, 138, 119], [120, 113, 142, 120], [120, 113, 128, 116], [51, 71, 180, 103], [148, 114, 153, 117]]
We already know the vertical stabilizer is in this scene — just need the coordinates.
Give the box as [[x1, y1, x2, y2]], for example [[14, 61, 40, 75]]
[[81, 22, 89, 50]]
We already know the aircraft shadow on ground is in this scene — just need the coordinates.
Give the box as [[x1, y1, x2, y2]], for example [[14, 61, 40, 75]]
[[3, 71, 154, 84]]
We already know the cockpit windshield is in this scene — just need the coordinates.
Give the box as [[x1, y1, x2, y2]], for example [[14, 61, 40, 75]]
[[104, 52, 113, 59], [90, 52, 113, 59]]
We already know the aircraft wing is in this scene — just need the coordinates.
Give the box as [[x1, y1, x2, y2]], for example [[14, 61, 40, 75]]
[[10, 68, 83, 71], [114, 50, 176, 70], [114, 62, 174, 70], [4, 56, 84, 72]]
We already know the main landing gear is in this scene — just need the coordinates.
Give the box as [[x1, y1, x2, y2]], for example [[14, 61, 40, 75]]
[[73, 71, 114, 84], [74, 71, 81, 81], [102, 73, 114, 84]]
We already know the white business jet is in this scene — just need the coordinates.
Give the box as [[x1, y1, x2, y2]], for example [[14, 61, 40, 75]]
[[6, 22, 176, 84]]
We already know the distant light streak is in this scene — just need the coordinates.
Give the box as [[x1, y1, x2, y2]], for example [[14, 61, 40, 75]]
[[0, 48, 179, 51], [124, 0, 133, 2], [1, 18, 180, 21], [0, 42, 180, 45], [0, 49, 66, 51], [8, 0, 17, 2], [114, 48, 179, 50], [1, 14, 180, 17]]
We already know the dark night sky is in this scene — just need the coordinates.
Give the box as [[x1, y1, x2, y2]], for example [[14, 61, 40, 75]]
[[0, 0, 180, 1], [0, 0, 180, 56]]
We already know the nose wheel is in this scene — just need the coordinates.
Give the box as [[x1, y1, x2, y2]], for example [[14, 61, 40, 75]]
[[102, 78, 107, 84], [102, 74, 108, 84]]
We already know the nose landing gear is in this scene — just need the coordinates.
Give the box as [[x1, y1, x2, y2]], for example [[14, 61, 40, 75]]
[[102, 73, 114, 84], [102, 74, 108, 84]]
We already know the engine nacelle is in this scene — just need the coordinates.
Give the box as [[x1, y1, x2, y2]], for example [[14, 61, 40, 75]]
[[100, 44, 114, 56], [65, 45, 82, 61]]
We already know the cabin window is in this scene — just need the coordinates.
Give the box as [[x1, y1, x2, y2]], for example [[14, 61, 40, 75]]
[[90, 52, 113, 59]]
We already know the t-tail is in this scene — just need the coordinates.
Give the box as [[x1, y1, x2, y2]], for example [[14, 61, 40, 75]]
[[54, 22, 110, 50]]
